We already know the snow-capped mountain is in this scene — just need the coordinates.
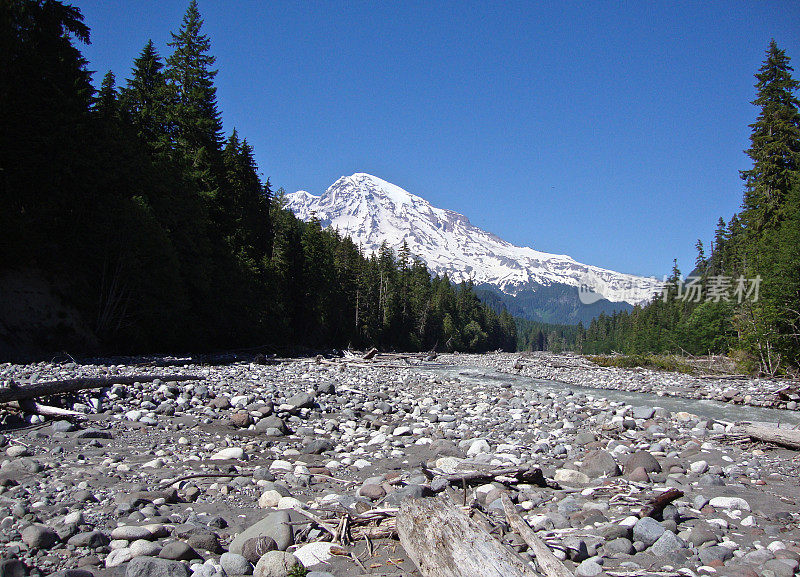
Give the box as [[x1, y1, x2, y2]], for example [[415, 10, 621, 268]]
[[286, 173, 661, 306]]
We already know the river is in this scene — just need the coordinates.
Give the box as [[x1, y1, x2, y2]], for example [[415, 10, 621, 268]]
[[419, 363, 800, 427]]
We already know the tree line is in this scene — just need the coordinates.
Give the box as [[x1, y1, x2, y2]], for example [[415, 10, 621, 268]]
[[517, 40, 800, 374], [0, 0, 516, 356]]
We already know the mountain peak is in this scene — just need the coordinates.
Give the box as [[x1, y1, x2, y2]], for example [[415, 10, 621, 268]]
[[285, 174, 661, 306]]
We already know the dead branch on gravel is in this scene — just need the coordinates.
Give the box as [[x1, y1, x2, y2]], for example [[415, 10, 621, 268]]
[[640, 488, 684, 519], [0, 374, 202, 405]]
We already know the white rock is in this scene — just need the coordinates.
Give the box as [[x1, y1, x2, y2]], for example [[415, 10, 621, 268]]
[[129, 539, 161, 557], [105, 548, 134, 567], [767, 540, 787, 552], [467, 439, 490, 456], [258, 490, 283, 509], [293, 541, 338, 567], [277, 496, 304, 509], [709, 497, 750, 511], [6, 446, 29, 458], [435, 456, 463, 474], [367, 433, 387, 445], [269, 459, 292, 472], [210, 447, 245, 460], [553, 469, 590, 485], [63, 511, 83, 526]]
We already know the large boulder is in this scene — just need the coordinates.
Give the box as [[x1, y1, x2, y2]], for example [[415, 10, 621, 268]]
[[580, 450, 620, 478], [624, 451, 661, 474], [230, 511, 293, 554]]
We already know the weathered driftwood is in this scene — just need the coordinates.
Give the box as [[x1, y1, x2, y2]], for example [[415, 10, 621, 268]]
[[640, 488, 684, 519], [396, 496, 538, 577], [422, 464, 557, 489], [15, 399, 83, 417], [731, 423, 800, 450], [500, 494, 574, 577], [362, 348, 379, 360], [0, 374, 201, 405]]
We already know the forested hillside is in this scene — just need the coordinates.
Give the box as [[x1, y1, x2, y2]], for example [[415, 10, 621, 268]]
[[517, 41, 800, 375], [0, 1, 516, 358]]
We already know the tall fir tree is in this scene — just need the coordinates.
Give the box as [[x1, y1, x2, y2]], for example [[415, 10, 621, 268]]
[[166, 0, 223, 197], [120, 40, 173, 154], [96, 71, 117, 118], [740, 40, 800, 233]]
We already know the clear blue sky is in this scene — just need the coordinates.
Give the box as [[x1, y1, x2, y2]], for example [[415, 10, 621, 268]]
[[74, 0, 800, 278]]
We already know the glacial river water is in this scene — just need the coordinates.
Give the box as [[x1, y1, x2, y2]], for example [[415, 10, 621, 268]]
[[419, 364, 800, 427]]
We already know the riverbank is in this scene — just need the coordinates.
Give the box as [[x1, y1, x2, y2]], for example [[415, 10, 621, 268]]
[[441, 351, 799, 411], [0, 354, 799, 577]]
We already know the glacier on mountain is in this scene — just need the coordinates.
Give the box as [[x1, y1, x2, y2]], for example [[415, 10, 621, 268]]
[[286, 173, 662, 306]]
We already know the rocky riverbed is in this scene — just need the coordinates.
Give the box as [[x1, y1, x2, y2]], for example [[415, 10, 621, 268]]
[[0, 353, 798, 577]]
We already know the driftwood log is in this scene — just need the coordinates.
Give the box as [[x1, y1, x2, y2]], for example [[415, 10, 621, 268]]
[[15, 400, 83, 417], [731, 424, 800, 450], [0, 375, 201, 405], [396, 496, 538, 577], [500, 494, 574, 577], [421, 464, 557, 489]]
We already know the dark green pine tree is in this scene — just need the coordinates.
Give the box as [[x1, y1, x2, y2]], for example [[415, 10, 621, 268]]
[[694, 239, 706, 275], [96, 71, 118, 118], [120, 40, 173, 154], [221, 130, 272, 265], [740, 40, 800, 233], [166, 0, 223, 197]]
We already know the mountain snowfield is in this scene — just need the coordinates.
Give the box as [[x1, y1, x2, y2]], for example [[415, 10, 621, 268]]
[[286, 173, 662, 306]]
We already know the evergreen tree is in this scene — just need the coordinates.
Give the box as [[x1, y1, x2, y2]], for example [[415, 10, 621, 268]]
[[166, 0, 223, 196], [96, 71, 117, 118], [120, 40, 172, 154], [694, 239, 706, 276], [740, 40, 800, 233]]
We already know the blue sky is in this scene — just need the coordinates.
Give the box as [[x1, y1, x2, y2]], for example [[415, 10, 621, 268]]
[[74, 1, 800, 278]]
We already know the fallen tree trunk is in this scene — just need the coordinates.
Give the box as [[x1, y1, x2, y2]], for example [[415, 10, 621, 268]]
[[500, 494, 574, 577], [0, 375, 201, 405], [396, 496, 538, 577], [731, 424, 800, 450]]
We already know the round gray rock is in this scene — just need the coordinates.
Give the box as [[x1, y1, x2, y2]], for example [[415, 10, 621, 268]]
[[125, 556, 191, 577], [253, 551, 303, 577], [632, 517, 665, 547], [624, 451, 662, 474], [580, 450, 620, 478], [220, 552, 253, 576], [21, 524, 59, 549]]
